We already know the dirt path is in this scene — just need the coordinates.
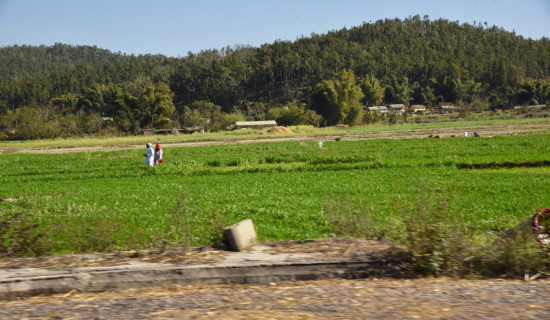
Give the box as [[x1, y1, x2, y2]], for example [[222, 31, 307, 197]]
[[3, 120, 549, 154], [1, 278, 548, 319]]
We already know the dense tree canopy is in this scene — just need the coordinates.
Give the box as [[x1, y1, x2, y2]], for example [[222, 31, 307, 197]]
[[1, 16, 549, 138]]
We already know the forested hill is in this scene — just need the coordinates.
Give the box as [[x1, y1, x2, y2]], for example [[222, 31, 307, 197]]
[[1, 16, 549, 138]]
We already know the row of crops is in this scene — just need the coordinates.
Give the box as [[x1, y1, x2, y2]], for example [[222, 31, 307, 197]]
[[1, 134, 549, 254]]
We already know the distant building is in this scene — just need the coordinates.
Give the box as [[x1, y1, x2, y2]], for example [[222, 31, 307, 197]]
[[234, 120, 277, 129], [513, 105, 548, 112], [141, 128, 155, 136], [437, 102, 457, 113], [389, 104, 406, 113], [366, 106, 388, 114], [411, 105, 427, 114], [527, 105, 548, 111]]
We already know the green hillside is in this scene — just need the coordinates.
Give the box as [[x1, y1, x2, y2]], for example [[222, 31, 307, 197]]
[[1, 16, 549, 139]]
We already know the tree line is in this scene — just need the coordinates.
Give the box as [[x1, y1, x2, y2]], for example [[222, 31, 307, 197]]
[[1, 16, 549, 139]]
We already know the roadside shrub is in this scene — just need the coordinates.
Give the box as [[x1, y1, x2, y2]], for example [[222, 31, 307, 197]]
[[0, 198, 50, 257], [44, 212, 123, 253], [396, 191, 549, 277], [326, 198, 386, 240], [0, 198, 129, 255], [326, 189, 550, 278], [483, 215, 550, 276], [397, 192, 482, 277], [483, 225, 550, 278], [166, 191, 227, 250]]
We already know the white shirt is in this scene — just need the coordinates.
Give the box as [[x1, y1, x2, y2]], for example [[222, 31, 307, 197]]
[[145, 147, 154, 167]]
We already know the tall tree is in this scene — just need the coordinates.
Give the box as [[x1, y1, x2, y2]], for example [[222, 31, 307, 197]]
[[359, 74, 384, 106], [310, 80, 339, 126], [310, 70, 363, 126], [138, 82, 175, 128], [386, 76, 413, 106]]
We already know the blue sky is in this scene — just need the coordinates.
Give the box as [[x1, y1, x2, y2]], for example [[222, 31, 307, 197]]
[[0, 0, 548, 57]]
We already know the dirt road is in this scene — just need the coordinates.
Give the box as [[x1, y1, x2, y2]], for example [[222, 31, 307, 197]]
[[1, 239, 549, 319], [1, 278, 548, 319], [3, 119, 549, 154]]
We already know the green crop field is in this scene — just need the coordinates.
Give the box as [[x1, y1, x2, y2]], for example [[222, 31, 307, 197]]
[[1, 132, 550, 254]]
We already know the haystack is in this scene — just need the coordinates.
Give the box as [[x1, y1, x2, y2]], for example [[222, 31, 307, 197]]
[[268, 126, 293, 133]]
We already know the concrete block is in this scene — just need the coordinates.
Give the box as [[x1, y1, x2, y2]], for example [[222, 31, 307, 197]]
[[224, 219, 257, 251]]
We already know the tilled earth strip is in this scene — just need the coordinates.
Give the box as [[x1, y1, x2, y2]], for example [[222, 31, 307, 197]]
[[0, 278, 548, 319]]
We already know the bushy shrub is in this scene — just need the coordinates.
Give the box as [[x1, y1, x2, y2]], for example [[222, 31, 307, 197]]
[[363, 111, 384, 124], [6, 107, 63, 140], [0, 198, 50, 257], [483, 229, 550, 278], [397, 194, 481, 277], [168, 191, 227, 249], [327, 189, 550, 278], [325, 198, 387, 240], [210, 111, 246, 131], [267, 105, 322, 127]]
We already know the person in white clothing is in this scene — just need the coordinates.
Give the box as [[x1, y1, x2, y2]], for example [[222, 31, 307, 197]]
[[144, 143, 154, 167]]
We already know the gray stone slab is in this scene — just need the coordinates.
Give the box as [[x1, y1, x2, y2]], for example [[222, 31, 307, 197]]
[[224, 219, 257, 251]]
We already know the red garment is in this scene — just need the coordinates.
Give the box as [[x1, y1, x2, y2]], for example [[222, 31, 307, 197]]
[[154, 144, 163, 165]]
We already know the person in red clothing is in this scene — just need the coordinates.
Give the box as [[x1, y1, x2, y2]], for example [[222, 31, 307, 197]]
[[154, 144, 163, 165]]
